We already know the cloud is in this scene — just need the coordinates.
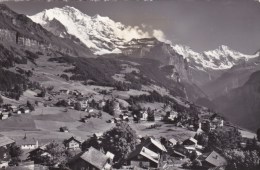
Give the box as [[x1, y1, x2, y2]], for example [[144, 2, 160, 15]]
[[116, 25, 150, 41], [152, 29, 171, 44]]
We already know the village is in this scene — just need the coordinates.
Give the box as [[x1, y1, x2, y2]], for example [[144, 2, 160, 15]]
[[0, 85, 258, 170]]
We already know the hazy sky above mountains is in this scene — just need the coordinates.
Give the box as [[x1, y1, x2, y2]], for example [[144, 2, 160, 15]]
[[2, 0, 260, 54]]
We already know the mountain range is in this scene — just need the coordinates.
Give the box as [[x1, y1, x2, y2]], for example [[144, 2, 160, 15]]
[[29, 6, 260, 72], [0, 4, 260, 131]]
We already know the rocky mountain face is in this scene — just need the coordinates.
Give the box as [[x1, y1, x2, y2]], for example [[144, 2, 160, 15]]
[[29, 5, 260, 102], [29, 6, 150, 55], [213, 70, 260, 131], [2, 4, 260, 131], [202, 56, 260, 99], [0, 4, 92, 57], [29, 6, 259, 74]]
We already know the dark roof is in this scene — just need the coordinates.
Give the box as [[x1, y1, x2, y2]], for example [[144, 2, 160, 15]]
[[65, 136, 84, 144], [127, 144, 159, 164], [0, 135, 15, 147], [80, 147, 108, 169], [200, 151, 227, 167], [60, 126, 69, 131], [172, 150, 186, 158], [29, 143, 50, 154], [16, 138, 37, 146], [210, 113, 223, 121], [183, 137, 197, 145], [143, 137, 167, 152]]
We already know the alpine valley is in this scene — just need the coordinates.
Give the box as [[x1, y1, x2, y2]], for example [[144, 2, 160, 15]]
[[0, 5, 259, 130], [27, 6, 260, 131], [0, 3, 260, 170]]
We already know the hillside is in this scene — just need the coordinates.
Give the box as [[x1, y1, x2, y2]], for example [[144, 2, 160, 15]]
[[213, 71, 260, 131], [0, 4, 92, 58], [202, 55, 260, 99]]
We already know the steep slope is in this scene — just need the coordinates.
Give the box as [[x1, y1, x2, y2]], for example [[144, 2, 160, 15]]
[[173, 45, 259, 70], [29, 6, 259, 72], [202, 54, 260, 99], [213, 71, 260, 131], [29, 6, 150, 55], [25, 5, 260, 104], [0, 4, 92, 57]]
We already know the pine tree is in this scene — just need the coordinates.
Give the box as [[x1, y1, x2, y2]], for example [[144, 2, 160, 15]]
[[257, 128, 260, 142], [0, 95, 3, 104]]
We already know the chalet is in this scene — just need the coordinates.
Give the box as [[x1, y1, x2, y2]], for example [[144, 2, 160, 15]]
[[16, 110, 22, 115], [184, 146, 202, 156], [108, 117, 122, 124], [168, 138, 178, 146], [2, 104, 14, 112], [60, 89, 70, 95], [93, 133, 103, 140], [142, 137, 167, 155], [98, 100, 106, 109], [69, 147, 111, 170], [70, 90, 83, 96], [16, 137, 39, 150], [127, 145, 160, 169], [182, 137, 198, 147], [60, 126, 69, 133], [19, 106, 30, 114], [119, 114, 129, 122], [112, 100, 121, 116], [170, 150, 186, 159], [28, 143, 51, 160], [82, 100, 89, 108], [64, 136, 84, 150], [0, 135, 15, 169], [106, 151, 115, 164], [171, 144, 190, 158], [166, 111, 178, 121], [3, 105, 18, 113], [198, 151, 227, 169], [0, 112, 9, 120], [210, 114, 224, 128], [140, 110, 148, 121]]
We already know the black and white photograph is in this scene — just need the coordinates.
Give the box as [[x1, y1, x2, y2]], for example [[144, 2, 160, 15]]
[[0, 0, 260, 169]]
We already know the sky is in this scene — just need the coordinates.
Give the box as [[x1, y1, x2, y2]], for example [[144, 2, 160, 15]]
[[1, 0, 260, 54]]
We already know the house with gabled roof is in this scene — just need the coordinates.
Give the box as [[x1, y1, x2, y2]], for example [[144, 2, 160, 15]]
[[106, 151, 115, 163], [182, 137, 198, 147], [142, 137, 167, 155], [0, 135, 15, 169], [170, 150, 186, 159], [198, 151, 227, 169], [0, 112, 9, 120], [168, 138, 178, 146], [127, 145, 160, 169], [28, 142, 51, 161], [16, 135, 39, 150], [69, 147, 111, 170], [60, 126, 69, 132], [64, 136, 84, 150]]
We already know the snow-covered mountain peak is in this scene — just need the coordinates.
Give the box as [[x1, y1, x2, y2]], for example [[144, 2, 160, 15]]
[[204, 45, 259, 61], [29, 6, 259, 70], [172, 44, 259, 70], [172, 44, 200, 58], [29, 6, 151, 54]]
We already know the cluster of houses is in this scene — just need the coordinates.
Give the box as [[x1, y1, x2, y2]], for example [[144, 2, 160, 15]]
[[0, 130, 229, 170], [0, 87, 228, 169], [0, 104, 31, 120]]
